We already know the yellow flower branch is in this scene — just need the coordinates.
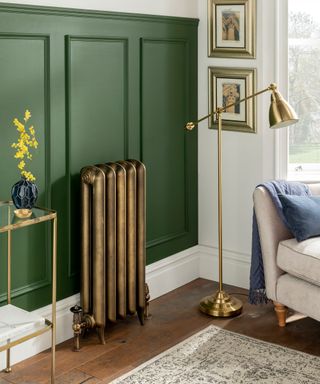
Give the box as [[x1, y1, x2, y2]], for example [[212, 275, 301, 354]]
[[11, 109, 38, 182]]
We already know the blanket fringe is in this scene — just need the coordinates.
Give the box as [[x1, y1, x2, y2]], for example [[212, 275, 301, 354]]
[[249, 288, 269, 305]]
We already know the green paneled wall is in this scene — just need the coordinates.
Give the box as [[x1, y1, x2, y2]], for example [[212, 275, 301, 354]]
[[0, 4, 198, 310]]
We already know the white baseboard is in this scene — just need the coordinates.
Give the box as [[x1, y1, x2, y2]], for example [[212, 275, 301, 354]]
[[198, 245, 250, 290], [2, 244, 250, 369], [146, 246, 200, 300]]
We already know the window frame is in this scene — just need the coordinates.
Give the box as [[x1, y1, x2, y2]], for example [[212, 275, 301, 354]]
[[276, 0, 289, 180], [279, 0, 320, 182]]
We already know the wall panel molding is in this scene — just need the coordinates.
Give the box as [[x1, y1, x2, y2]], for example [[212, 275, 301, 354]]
[[140, 38, 195, 258], [0, 278, 51, 305], [0, 33, 52, 305], [65, 35, 129, 277], [0, 4, 199, 25], [0, 32, 51, 205], [146, 231, 189, 249]]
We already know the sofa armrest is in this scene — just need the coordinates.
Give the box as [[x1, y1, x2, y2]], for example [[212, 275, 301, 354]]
[[253, 187, 292, 301], [308, 183, 320, 195]]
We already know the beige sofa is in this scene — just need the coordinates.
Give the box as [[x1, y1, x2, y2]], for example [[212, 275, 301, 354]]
[[253, 183, 320, 327]]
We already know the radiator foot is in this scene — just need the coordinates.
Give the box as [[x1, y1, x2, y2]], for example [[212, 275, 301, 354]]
[[137, 307, 145, 325], [97, 327, 106, 345]]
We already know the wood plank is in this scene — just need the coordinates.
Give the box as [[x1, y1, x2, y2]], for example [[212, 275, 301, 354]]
[[0, 379, 15, 384], [3, 337, 117, 383], [3, 279, 320, 383], [55, 369, 100, 384]]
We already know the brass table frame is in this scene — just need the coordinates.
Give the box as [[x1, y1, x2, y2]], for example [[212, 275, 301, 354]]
[[0, 201, 57, 383]]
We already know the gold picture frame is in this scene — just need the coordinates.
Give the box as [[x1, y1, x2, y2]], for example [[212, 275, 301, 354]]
[[208, 0, 256, 58], [209, 67, 256, 133]]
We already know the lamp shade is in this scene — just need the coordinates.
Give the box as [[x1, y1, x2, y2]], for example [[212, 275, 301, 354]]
[[269, 90, 299, 129]]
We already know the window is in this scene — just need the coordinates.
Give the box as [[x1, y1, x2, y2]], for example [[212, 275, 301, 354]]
[[288, 0, 320, 181]]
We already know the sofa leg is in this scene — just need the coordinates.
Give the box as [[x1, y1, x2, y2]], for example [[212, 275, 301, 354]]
[[274, 302, 287, 327]]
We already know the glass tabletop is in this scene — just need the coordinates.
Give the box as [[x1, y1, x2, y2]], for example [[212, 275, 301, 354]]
[[0, 201, 56, 233], [0, 304, 51, 353]]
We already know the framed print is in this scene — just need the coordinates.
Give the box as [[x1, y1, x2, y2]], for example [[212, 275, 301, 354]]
[[208, 67, 256, 133], [208, 0, 256, 58]]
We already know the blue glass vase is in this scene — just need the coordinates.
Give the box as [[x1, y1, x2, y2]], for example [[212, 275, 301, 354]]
[[11, 178, 38, 210]]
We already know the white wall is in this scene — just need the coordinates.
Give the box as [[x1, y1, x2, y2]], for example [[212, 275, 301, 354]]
[[197, 0, 280, 285], [1, 0, 198, 18]]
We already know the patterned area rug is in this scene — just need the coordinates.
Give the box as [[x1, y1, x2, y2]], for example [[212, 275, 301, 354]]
[[111, 325, 320, 383]]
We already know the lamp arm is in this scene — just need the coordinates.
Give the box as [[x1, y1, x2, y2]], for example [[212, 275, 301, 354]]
[[219, 84, 273, 113], [185, 83, 276, 130]]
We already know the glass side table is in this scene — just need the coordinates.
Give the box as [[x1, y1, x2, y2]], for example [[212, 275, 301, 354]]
[[0, 201, 57, 383]]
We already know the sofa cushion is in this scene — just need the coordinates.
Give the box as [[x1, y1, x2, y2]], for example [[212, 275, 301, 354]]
[[278, 237, 320, 287], [278, 194, 320, 242]]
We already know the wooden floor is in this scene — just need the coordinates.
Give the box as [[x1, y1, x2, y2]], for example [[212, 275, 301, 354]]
[[1, 278, 320, 383]]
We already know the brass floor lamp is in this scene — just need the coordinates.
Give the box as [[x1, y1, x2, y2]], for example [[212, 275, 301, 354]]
[[186, 83, 298, 317]]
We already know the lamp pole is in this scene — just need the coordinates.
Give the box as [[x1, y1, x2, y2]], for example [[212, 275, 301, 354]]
[[217, 110, 223, 294], [186, 83, 298, 317]]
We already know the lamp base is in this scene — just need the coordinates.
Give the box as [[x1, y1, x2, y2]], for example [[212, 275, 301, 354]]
[[199, 290, 243, 317]]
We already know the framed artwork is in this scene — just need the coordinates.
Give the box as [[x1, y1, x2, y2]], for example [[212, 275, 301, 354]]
[[208, 0, 256, 58], [208, 67, 256, 133]]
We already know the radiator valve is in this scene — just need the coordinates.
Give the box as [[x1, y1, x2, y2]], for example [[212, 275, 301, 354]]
[[70, 305, 95, 351]]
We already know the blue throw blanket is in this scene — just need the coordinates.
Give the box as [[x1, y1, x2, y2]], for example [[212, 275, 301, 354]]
[[249, 180, 311, 304]]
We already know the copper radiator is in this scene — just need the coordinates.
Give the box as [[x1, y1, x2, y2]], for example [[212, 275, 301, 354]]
[[71, 160, 149, 350]]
